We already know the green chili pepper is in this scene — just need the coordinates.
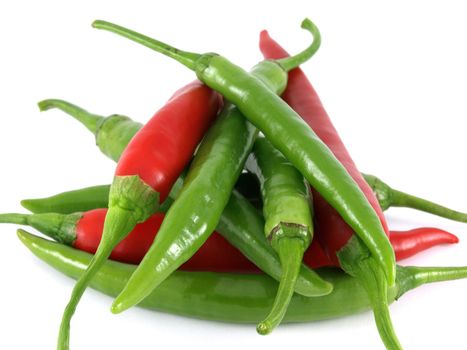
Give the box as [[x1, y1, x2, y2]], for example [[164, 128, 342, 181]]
[[246, 136, 313, 334], [38, 99, 142, 162], [92, 19, 395, 291], [364, 173, 467, 222], [17, 228, 467, 345]]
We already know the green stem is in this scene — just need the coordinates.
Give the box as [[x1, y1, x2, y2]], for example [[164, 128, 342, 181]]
[[92, 20, 202, 70], [363, 173, 467, 222], [57, 206, 138, 350], [338, 237, 402, 350], [276, 18, 321, 72], [398, 265, 467, 298], [0, 212, 79, 245], [357, 259, 402, 350], [257, 237, 304, 335], [38, 99, 104, 135], [0, 213, 29, 225], [390, 189, 467, 222]]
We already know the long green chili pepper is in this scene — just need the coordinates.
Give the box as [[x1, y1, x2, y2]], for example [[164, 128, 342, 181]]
[[38, 99, 142, 162], [246, 136, 313, 334], [92, 19, 395, 290], [17, 228, 467, 345], [101, 19, 334, 314], [364, 174, 467, 222]]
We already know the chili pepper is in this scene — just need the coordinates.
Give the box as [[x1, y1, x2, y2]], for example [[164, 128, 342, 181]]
[[364, 173, 467, 222], [38, 99, 142, 162], [21, 185, 111, 215], [17, 228, 467, 344], [260, 32, 400, 348], [389, 228, 458, 261], [56, 80, 220, 350], [99, 19, 335, 316], [31, 102, 326, 297], [16, 189, 458, 272], [246, 136, 314, 334], [92, 20, 396, 290]]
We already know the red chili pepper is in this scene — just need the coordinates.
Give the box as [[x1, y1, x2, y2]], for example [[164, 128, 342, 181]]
[[260, 31, 401, 348], [389, 228, 459, 261]]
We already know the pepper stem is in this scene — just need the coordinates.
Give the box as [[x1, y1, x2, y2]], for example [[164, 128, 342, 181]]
[[276, 18, 321, 72], [338, 236, 402, 349], [257, 237, 305, 335], [57, 206, 138, 350], [390, 189, 467, 223], [354, 258, 403, 350], [0, 212, 79, 246], [0, 213, 29, 225], [363, 173, 467, 222], [38, 99, 104, 135], [92, 20, 202, 71], [397, 265, 467, 298]]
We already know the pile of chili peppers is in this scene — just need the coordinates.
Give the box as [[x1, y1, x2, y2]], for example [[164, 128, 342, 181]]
[[4, 19, 467, 350]]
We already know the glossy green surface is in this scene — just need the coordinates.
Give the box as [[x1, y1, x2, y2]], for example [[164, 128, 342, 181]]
[[246, 136, 324, 333], [18, 229, 467, 325], [247, 137, 312, 242]]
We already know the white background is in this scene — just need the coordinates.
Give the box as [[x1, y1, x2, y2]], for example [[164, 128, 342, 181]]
[[1, 1, 467, 349]]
